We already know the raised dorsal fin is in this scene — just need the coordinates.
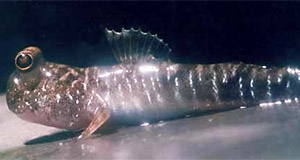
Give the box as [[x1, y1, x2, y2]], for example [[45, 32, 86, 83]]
[[105, 28, 172, 64]]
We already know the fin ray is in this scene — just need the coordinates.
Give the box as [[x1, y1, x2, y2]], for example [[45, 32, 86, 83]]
[[105, 28, 172, 64]]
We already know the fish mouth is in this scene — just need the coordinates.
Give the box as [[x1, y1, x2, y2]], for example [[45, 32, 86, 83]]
[[16, 110, 39, 122], [15, 106, 91, 131]]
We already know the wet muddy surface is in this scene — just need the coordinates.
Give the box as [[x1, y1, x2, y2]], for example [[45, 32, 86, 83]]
[[1, 94, 300, 159]]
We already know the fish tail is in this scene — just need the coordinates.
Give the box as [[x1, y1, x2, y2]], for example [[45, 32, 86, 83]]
[[192, 63, 300, 106]]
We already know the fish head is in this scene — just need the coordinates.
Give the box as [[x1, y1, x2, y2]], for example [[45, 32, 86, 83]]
[[6, 47, 96, 130], [6, 46, 45, 119]]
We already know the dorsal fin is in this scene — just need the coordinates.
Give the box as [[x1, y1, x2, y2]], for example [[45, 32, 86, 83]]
[[105, 28, 172, 64]]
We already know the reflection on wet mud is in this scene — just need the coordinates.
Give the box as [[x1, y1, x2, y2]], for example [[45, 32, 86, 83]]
[[1, 102, 300, 159]]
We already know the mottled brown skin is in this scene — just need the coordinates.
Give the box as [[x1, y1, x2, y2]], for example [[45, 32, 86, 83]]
[[6, 46, 300, 126], [6, 42, 300, 139]]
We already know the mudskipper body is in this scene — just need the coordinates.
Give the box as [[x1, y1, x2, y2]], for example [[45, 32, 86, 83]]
[[6, 28, 300, 139]]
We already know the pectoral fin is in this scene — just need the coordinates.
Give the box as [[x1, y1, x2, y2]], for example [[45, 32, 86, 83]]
[[77, 107, 110, 140]]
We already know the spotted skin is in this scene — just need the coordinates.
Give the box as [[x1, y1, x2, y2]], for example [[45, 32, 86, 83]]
[[6, 46, 300, 138]]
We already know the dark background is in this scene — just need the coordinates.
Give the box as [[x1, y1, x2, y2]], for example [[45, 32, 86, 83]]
[[1, 1, 300, 93]]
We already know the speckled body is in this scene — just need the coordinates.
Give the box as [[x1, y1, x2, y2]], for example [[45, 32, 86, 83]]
[[6, 29, 300, 134], [7, 59, 300, 130], [88, 62, 300, 125]]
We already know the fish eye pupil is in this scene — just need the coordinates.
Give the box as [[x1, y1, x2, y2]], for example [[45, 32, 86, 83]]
[[16, 54, 33, 69]]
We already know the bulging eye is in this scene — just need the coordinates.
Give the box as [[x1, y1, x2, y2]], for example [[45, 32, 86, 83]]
[[15, 53, 33, 71]]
